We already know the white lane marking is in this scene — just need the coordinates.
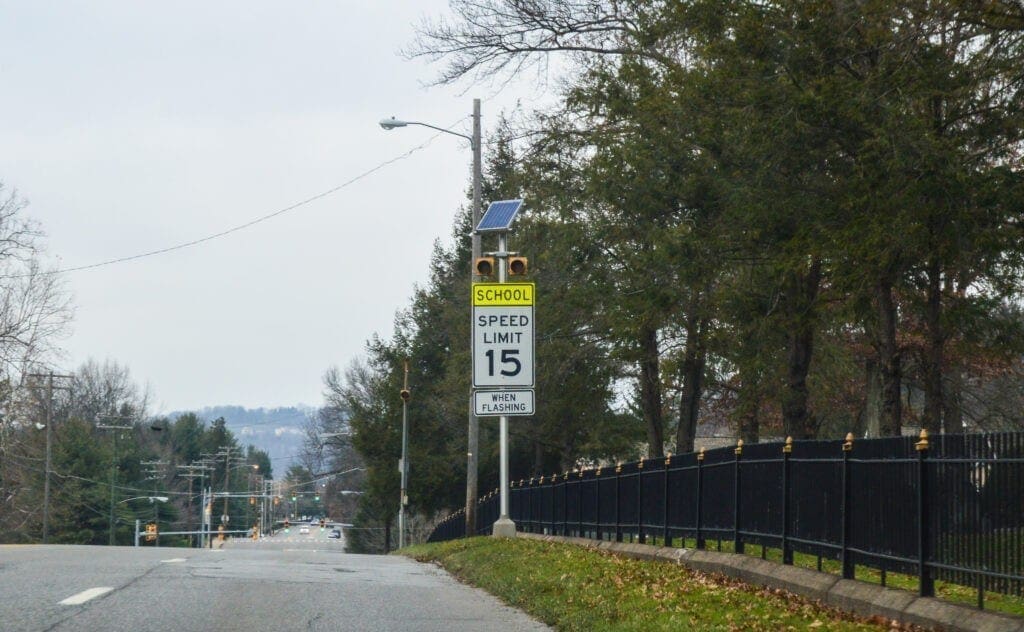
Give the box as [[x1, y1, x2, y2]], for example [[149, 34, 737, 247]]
[[160, 558, 186, 563], [59, 587, 114, 605]]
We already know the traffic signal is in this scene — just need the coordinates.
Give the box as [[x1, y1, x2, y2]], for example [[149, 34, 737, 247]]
[[249, 496, 256, 505], [145, 522, 157, 542], [474, 257, 495, 277], [273, 496, 280, 505], [475, 256, 527, 277], [508, 256, 528, 276], [291, 495, 297, 502], [314, 495, 320, 502], [284, 519, 290, 533]]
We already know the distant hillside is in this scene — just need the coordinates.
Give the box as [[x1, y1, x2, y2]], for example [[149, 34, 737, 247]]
[[169, 405, 315, 475]]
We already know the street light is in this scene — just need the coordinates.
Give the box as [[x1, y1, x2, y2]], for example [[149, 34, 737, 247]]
[[118, 496, 169, 504], [380, 99, 484, 539], [319, 431, 352, 439], [311, 466, 365, 480], [379, 118, 473, 143]]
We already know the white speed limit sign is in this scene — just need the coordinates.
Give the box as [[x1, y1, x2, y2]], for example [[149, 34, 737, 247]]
[[472, 283, 534, 388]]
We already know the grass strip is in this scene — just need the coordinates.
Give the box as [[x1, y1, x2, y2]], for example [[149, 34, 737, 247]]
[[402, 537, 920, 631]]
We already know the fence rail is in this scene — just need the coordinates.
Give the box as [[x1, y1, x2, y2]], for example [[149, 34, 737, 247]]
[[428, 430, 1024, 610]]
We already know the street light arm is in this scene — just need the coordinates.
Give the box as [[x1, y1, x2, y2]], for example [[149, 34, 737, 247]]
[[118, 496, 169, 504], [311, 466, 366, 480], [379, 118, 475, 148], [318, 431, 352, 439]]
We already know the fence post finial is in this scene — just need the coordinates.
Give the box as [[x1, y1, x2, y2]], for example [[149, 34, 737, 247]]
[[916, 428, 929, 451], [783, 436, 793, 454], [843, 432, 854, 451]]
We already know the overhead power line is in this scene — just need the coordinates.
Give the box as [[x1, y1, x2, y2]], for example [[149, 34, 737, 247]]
[[5, 122, 464, 279]]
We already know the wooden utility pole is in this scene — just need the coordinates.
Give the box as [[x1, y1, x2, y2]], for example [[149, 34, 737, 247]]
[[28, 371, 73, 544], [466, 97, 482, 538]]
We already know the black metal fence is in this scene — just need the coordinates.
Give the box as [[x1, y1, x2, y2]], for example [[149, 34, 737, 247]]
[[428, 431, 1024, 609]]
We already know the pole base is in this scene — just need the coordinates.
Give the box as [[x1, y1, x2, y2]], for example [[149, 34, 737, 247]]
[[492, 518, 517, 538]]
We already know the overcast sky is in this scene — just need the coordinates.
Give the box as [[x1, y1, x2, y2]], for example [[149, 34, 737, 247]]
[[0, 1, 547, 413]]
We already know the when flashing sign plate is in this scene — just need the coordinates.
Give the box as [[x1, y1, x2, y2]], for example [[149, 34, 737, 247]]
[[472, 282, 535, 388], [474, 389, 535, 416]]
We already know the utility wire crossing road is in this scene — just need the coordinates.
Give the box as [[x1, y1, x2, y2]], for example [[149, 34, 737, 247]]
[[0, 537, 549, 631]]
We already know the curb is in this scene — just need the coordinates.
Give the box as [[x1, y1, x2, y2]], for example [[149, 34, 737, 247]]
[[517, 533, 1024, 632]]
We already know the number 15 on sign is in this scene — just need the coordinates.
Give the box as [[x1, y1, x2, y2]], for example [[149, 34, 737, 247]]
[[472, 283, 535, 388]]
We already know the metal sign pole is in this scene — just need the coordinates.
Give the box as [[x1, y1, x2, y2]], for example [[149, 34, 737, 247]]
[[471, 199, 529, 539], [493, 231, 516, 537]]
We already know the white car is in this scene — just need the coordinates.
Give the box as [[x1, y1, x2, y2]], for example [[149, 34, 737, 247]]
[[299, 526, 310, 534]]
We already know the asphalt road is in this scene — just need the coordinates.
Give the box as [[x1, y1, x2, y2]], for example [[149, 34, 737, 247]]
[[0, 528, 549, 632]]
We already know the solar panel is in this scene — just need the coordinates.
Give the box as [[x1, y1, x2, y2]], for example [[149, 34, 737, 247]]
[[476, 199, 524, 232]]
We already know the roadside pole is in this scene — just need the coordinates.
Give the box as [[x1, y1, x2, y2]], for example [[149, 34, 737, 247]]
[[97, 419, 134, 545], [466, 98, 482, 538], [493, 232, 515, 537], [399, 360, 411, 549], [470, 199, 532, 539], [42, 374, 53, 544], [28, 371, 72, 544]]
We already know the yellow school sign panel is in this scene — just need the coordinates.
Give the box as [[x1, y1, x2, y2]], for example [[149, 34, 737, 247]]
[[472, 283, 535, 307], [472, 282, 535, 390]]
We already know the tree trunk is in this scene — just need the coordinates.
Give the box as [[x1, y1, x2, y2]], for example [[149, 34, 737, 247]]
[[675, 311, 705, 454], [863, 359, 882, 437], [942, 276, 964, 432], [943, 367, 963, 432], [922, 259, 944, 434], [737, 382, 760, 444], [781, 259, 821, 439], [876, 277, 902, 436], [638, 324, 664, 458]]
